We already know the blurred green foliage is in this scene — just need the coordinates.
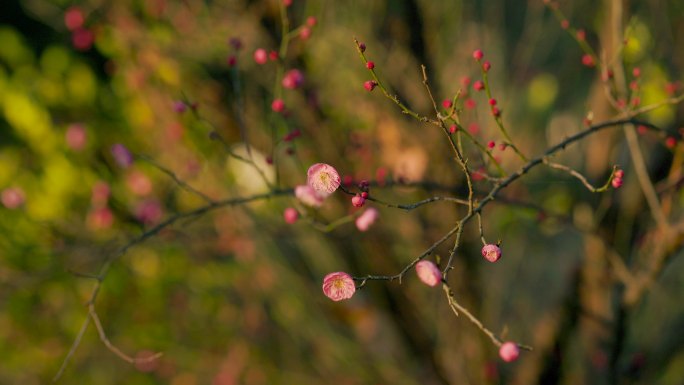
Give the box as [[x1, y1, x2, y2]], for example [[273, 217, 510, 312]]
[[1, 0, 683, 384]]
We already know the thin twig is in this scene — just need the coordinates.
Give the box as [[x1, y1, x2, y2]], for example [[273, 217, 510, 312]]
[[137, 154, 215, 203]]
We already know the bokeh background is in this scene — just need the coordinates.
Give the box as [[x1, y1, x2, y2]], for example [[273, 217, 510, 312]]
[[1, 0, 683, 384]]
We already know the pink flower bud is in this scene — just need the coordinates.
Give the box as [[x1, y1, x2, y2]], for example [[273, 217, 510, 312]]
[[282, 69, 305, 89], [473, 49, 484, 61], [483, 61, 491, 72], [665, 136, 677, 149], [364, 80, 378, 91], [473, 80, 485, 91], [366, 61, 375, 69], [283, 207, 299, 224], [581, 54, 595, 67], [351, 195, 365, 207], [482, 244, 502, 263], [358, 42, 366, 52], [307, 163, 341, 196], [487, 140, 496, 149], [254, 48, 268, 64], [614, 169, 624, 179], [415, 260, 442, 287], [271, 98, 285, 113], [299, 26, 312, 40], [442, 99, 453, 109], [632, 67, 641, 78], [360, 191, 369, 199], [611, 177, 623, 189], [499, 342, 520, 362], [227, 55, 237, 66], [135, 199, 163, 225], [295, 185, 325, 207], [87, 207, 114, 230], [322, 272, 356, 301], [268, 50, 279, 61], [355, 207, 378, 231], [173, 101, 187, 113], [488, 98, 497, 106], [449, 125, 458, 133], [306, 16, 317, 27]]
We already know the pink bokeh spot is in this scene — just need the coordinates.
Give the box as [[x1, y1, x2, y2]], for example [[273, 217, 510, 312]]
[[415, 260, 442, 287], [1, 187, 25, 209], [322, 272, 356, 301], [355, 207, 378, 232], [283, 207, 299, 224], [306, 163, 340, 196]]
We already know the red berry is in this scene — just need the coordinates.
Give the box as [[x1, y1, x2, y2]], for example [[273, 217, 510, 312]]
[[473, 49, 484, 61]]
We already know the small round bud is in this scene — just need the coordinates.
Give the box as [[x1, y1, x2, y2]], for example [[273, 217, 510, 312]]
[[284, 207, 299, 224], [488, 98, 497, 106], [632, 67, 641, 78], [442, 99, 453, 109], [614, 169, 624, 179], [283, 0, 292, 7], [366, 61, 375, 69], [611, 177, 623, 189], [576, 29, 586, 41], [358, 42, 366, 52], [492, 107, 501, 117], [361, 191, 369, 199], [351, 194, 365, 207], [473, 49, 484, 61], [271, 99, 285, 113], [483, 61, 491, 72], [254, 48, 268, 64], [561, 19, 569, 29], [306, 16, 317, 27], [665, 136, 677, 149], [268, 50, 279, 61], [449, 125, 458, 134], [481, 244, 502, 263], [299, 26, 312, 40], [227, 55, 237, 67], [364, 80, 378, 91], [637, 125, 648, 135], [487, 140, 495, 149], [473, 80, 485, 91], [465, 98, 476, 109], [499, 342, 520, 362], [581, 54, 595, 67]]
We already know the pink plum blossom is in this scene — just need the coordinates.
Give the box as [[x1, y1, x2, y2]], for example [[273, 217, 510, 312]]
[[355, 207, 378, 231], [295, 185, 325, 207], [415, 260, 442, 287], [482, 244, 502, 263], [307, 163, 340, 196], [322, 272, 356, 301], [499, 342, 520, 362]]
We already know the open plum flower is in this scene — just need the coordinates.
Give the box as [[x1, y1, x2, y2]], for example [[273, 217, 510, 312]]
[[307, 163, 340, 196], [322, 272, 356, 301]]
